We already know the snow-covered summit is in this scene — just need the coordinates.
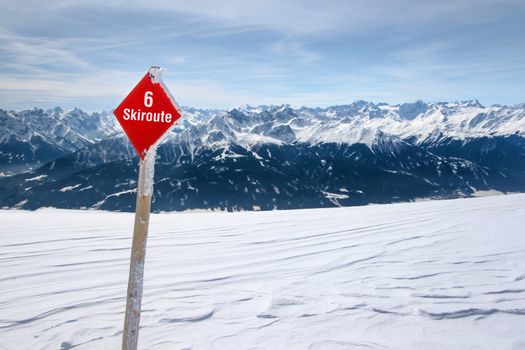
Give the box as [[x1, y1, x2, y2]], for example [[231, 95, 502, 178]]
[[169, 101, 525, 150], [2, 100, 524, 176], [3, 100, 524, 151]]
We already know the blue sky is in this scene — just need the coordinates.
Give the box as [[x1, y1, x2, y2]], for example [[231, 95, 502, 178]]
[[0, 0, 524, 111]]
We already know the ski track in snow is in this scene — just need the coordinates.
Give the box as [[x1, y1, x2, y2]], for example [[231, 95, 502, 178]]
[[1, 195, 525, 349]]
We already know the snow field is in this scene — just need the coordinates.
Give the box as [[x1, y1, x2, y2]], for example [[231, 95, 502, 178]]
[[1, 194, 525, 349]]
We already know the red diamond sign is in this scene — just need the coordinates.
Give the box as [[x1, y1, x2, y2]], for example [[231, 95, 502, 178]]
[[114, 69, 182, 159]]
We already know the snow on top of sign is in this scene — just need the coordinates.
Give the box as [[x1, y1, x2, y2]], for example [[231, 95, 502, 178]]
[[148, 66, 164, 84]]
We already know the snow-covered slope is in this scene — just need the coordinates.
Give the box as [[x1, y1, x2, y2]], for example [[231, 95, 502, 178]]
[[1, 194, 525, 349]]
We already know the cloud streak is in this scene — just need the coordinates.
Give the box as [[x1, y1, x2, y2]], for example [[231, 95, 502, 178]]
[[0, 0, 524, 110]]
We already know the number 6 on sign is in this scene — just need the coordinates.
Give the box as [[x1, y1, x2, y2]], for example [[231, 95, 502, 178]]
[[144, 91, 153, 107]]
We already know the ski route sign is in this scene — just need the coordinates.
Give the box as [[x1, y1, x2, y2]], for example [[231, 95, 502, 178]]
[[114, 69, 182, 159], [114, 67, 183, 350]]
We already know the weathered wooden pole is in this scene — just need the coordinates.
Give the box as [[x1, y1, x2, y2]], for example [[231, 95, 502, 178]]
[[122, 148, 156, 350]]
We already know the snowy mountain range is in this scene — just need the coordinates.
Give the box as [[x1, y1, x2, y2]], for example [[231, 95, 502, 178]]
[[1, 100, 525, 211]]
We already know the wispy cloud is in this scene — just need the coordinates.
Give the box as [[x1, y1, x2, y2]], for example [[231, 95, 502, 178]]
[[0, 0, 524, 110], [0, 31, 93, 75], [271, 40, 321, 64]]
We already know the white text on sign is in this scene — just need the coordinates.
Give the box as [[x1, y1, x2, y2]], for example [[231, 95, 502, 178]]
[[122, 108, 173, 123], [144, 91, 153, 107]]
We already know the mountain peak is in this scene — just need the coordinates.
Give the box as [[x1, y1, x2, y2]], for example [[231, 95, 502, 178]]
[[459, 99, 484, 108], [398, 100, 428, 120]]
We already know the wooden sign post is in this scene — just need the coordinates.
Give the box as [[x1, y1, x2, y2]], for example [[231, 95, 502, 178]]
[[113, 66, 183, 350], [122, 148, 155, 350]]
